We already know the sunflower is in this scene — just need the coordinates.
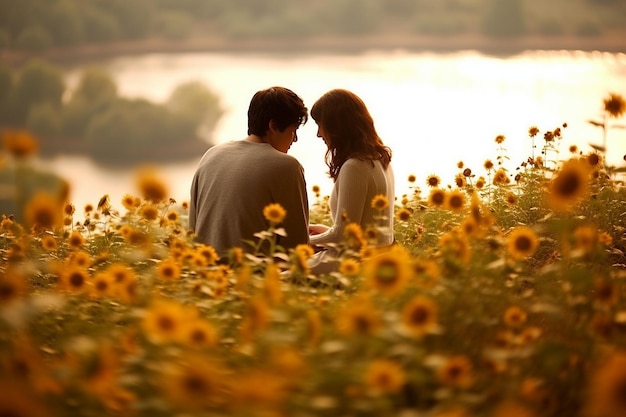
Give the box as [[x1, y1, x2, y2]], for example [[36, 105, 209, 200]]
[[121, 194, 139, 211], [593, 276, 619, 307], [506, 226, 539, 260], [344, 222, 366, 250], [503, 306, 527, 328], [437, 355, 474, 389], [363, 246, 412, 295], [263, 203, 286, 224], [90, 272, 114, 299], [57, 266, 90, 293], [67, 230, 85, 249], [339, 258, 360, 277], [603, 92, 626, 118], [407, 174, 416, 183], [586, 153, 602, 168], [495, 134, 505, 144], [0, 381, 51, 417], [136, 167, 169, 203], [584, 351, 626, 417], [454, 174, 466, 188], [574, 224, 598, 254], [396, 207, 411, 222], [484, 159, 494, 170], [475, 176, 486, 189], [428, 188, 446, 207], [493, 168, 510, 185], [401, 295, 438, 337], [364, 359, 406, 395], [161, 356, 229, 410], [142, 299, 188, 344], [24, 192, 62, 231], [371, 194, 389, 211], [547, 158, 591, 211], [528, 126, 540, 137], [336, 297, 381, 336], [426, 174, 441, 188], [445, 189, 466, 213], [181, 319, 219, 348], [411, 258, 441, 288], [505, 192, 518, 205], [196, 244, 219, 266], [157, 258, 181, 281], [2, 129, 38, 158], [140, 204, 159, 221], [40, 234, 57, 252]]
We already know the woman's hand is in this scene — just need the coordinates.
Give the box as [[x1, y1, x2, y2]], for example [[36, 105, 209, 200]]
[[309, 224, 329, 235]]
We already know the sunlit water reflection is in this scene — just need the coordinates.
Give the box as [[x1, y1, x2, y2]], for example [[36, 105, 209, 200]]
[[42, 49, 626, 212]]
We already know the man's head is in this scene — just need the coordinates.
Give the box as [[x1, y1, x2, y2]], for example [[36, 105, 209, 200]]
[[247, 87, 308, 137]]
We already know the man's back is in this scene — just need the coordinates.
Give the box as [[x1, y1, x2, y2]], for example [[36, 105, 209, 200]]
[[189, 140, 309, 257]]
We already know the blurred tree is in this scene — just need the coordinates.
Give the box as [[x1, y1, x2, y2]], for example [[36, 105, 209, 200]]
[[85, 99, 200, 165], [15, 25, 53, 53], [70, 66, 118, 103], [41, 0, 83, 46], [166, 81, 223, 141], [27, 102, 63, 138], [0, 65, 13, 123], [81, 7, 121, 43], [154, 10, 194, 41], [8, 60, 65, 125], [482, 0, 526, 37], [98, 0, 154, 39], [329, 0, 381, 35]]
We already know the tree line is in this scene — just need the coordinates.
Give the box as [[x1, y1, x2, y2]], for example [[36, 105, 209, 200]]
[[0, 0, 623, 55], [0, 60, 223, 166]]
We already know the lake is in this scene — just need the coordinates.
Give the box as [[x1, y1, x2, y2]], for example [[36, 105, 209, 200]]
[[40, 49, 626, 212]]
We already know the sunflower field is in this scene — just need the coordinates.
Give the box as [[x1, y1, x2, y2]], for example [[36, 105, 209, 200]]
[[1, 94, 626, 417]]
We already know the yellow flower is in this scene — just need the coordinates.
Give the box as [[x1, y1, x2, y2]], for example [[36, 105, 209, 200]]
[[396, 207, 411, 222], [67, 230, 85, 249], [574, 224, 598, 254], [196, 244, 219, 265], [264, 263, 283, 304], [371, 194, 389, 211], [181, 319, 219, 348], [364, 359, 406, 395], [157, 258, 181, 281], [603, 92, 626, 118], [495, 134, 505, 144], [0, 380, 51, 417], [411, 258, 441, 288], [528, 126, 540, 137], [506, 226, 539, 260], [57, 266, 90, 294], [336, 296, 381, 336], [363, 246, 412, 296], [426, 174, 441, 188], [24, 192, 63, 231], [401, 295, 438, 337], [344, 222, 366, 249], [121, 194, 140, 210], [428, 188, 446, 207], [161, 356, 229, 410], [136, 167, 169, 203], [484, 159, 494, 170], [437, 355, 474, 389], [40, 234, 57, 252], [140, 204, 159, 221], [0, 268, 29, 304], [547, 158, 591, 212], [493, 168, 510, 185], [2, 129, 38, 158], [407, 174, 416, 183], [142, 299, 188, 344], [503, 306, 527, 328], [263, 203, 286, 224], [90, 272, 114, 299], [339, 258, 360, 277], [445, 189, 466, 213]]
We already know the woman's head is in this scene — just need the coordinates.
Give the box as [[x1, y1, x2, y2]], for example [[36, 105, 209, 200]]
[[311, 89, 391, 180], [248, 86, 308, 137]]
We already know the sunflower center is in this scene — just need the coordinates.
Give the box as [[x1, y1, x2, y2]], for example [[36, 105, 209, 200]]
[[515, 236, 532, 252], [556, 172, 580, 197], [70, 272, 85, 288]]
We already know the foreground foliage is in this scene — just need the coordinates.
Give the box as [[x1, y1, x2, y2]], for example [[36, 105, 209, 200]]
[[1, 99, 626, 417]]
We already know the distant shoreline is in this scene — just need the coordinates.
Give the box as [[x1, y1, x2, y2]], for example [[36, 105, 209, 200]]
[[3, 31, 626, 66]]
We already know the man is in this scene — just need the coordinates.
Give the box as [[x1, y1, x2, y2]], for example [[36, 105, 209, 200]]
[[189, 86, 310, 258]]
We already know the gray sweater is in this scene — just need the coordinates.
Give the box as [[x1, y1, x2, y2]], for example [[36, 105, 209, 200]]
[[189, 140, 310, 257]]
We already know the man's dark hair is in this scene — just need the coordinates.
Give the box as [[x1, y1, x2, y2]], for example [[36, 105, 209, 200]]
[[247, 86, 308, 136]]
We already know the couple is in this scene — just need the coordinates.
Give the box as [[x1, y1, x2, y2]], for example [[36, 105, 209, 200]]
[[188, 86, 395, 274]]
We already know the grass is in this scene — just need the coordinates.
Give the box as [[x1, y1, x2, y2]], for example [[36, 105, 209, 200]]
[[0, 93, 625, 417]]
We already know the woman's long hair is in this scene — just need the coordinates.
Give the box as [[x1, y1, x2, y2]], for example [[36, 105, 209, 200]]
[[311, 89, 391, 181]]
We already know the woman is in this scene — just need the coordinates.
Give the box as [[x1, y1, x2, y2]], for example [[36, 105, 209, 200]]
[[308, 89, 395, 273]]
